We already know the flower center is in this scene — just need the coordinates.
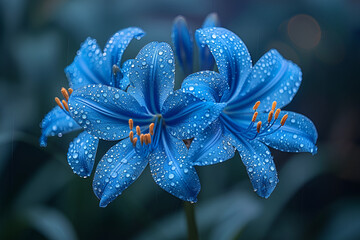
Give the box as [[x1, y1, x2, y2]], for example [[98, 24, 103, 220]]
[[127, 116, 162, 157], [222, 100, 288, 140], [55, 87, 73, 112]]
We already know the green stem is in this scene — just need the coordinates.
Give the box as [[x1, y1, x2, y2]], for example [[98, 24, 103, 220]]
[[183, 201, 199, 240]]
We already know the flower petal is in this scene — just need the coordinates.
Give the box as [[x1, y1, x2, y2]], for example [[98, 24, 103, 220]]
[[226, 130, 278, 198], [189, 119, 235, 166], [68, 84, 152, 141], [92, 138, 147, 207], [258, 111, 318, 154], [149, 128, 200, 202], [181, 70, 229, 102], [103, 27, 145, 72], [129, 42, 175, 114], [195, 27, 252, 101], [197, 13, 220, 71], [227, 49, 302, 112], [67, 131, 99, 177], [65, 38, 107, 89], [162, 91, 226, 139], [172, 16, 193, 75], [40, 106, 81, 147], [117, 59, 134, 91]]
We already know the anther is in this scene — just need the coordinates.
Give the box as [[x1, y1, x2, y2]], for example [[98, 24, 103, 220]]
[[146, 134, 151, 144], [252, 112, 258, 122], [55, 97, 63, 110], [136, 126, 141, 136], [274, 109, 281, 120], [129, 119, 133, 130], [62, 100, 69, 112], [271, 101, 277, 111], [145, 135, 149, 145], [140, 134, 144, 145], [280, 114, 288, 126], [256, 121, 262, 133], [133, 137, 138, 147], [61, 87, 70, 101], [149, 123, 154, 135], [268, 110, 274, 123], [129, 131, 134, 143], [253, 101, 261, 110], [68, 88, 73, 95]]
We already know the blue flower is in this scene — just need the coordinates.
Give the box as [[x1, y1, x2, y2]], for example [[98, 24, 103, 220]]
[[66, 42, 225, 206], [181, 27, 318, 198], [40, 27, 145, 178], [172, 13, 220, 75]]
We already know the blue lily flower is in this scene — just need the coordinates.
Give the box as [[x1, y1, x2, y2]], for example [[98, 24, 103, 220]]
[[172, 13, 220, 75], [181, 27, 318, 198], [65, 42, 225, 206], [40, 27, 145, 178]]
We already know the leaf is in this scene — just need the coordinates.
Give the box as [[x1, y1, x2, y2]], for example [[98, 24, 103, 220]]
[[23, 206, 78, 240]]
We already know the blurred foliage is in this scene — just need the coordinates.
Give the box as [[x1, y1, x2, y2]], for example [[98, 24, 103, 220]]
[[1, 0, 360, 239]]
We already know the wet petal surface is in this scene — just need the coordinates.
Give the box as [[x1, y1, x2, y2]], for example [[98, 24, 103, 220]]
[[195, 27, 252, 101], [67, 131, 99, 178], [189, 120, 235, 166], [181, 70, 229, 102], [40, 106, 81, 147], [68, 84, 152, 141], [149, 129, 200, 202], [162, 91, 226, 139], [129, 42, 175, 114], [93, 138, 147, 207]]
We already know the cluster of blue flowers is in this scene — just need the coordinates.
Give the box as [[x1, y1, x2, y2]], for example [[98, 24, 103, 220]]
[[40, 14, 317, 207]]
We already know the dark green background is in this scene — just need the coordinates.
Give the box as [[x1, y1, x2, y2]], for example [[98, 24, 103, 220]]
[[1, 0, 360, 239]]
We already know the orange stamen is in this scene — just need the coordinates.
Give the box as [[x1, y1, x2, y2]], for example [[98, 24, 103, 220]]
[[62, 100, 69, 112], [256, 121, 262, 133], [252, 112, 258, 122], [133, 137, 138, 147], [129, 131, 134, 143], [280, 114, 288, 126], [145, 135, 149, 145], [274, 109, 281, 120], [55, 97, 63, 110], [146, 134, 151, 144], [149, 123, 154, 135], [140, 134, 144, 145], [136, 126, 141, 136], [268, 110, 274, 123], [68, 88, 73, 95], [271, 101, 277, 111], [129, 119, 133, 130], [61, 87, 69, 101], [253, 101, 261, 110]]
